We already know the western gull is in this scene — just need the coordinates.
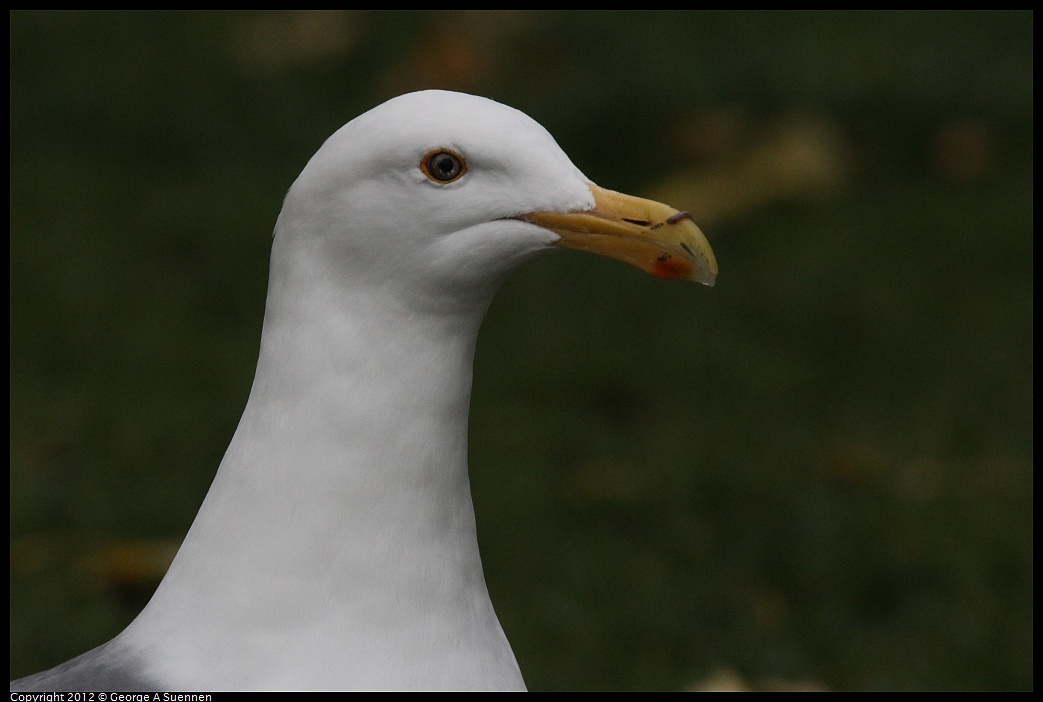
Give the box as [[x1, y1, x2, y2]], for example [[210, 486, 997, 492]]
[[11, 90, 717, 692]]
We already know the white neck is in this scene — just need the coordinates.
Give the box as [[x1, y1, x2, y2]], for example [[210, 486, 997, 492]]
[[117, 234, 525, 691]]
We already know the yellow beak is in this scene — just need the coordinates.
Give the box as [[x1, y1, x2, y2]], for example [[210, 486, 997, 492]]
[[523, 184, 717, 286]]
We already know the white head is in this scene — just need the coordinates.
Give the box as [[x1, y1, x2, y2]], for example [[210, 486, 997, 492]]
[[275, 91, 597, 305]]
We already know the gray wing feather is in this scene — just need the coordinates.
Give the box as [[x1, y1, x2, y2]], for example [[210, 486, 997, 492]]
[[11, 640, 160, 692]]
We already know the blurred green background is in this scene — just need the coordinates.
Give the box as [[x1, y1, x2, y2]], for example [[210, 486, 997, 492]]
[[9, 11, 1032, 691]]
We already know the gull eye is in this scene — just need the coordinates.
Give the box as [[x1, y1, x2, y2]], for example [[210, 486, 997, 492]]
[[421, 149, 467, 183]]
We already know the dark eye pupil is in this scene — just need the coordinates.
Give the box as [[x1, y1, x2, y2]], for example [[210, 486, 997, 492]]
[[425, 151, 463, 182]]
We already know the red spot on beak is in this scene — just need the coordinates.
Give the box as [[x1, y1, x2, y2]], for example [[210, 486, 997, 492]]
[[649, 255, 693, 280]]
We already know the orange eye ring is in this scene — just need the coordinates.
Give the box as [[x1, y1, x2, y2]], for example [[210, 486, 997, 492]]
[[421, 149, 467, 183]]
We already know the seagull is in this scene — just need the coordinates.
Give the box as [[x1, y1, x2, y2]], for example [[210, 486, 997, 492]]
[[11, 90, 717, 692]]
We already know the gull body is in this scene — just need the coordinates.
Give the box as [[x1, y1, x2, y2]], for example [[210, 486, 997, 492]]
[[12, 90, 715, 692]]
